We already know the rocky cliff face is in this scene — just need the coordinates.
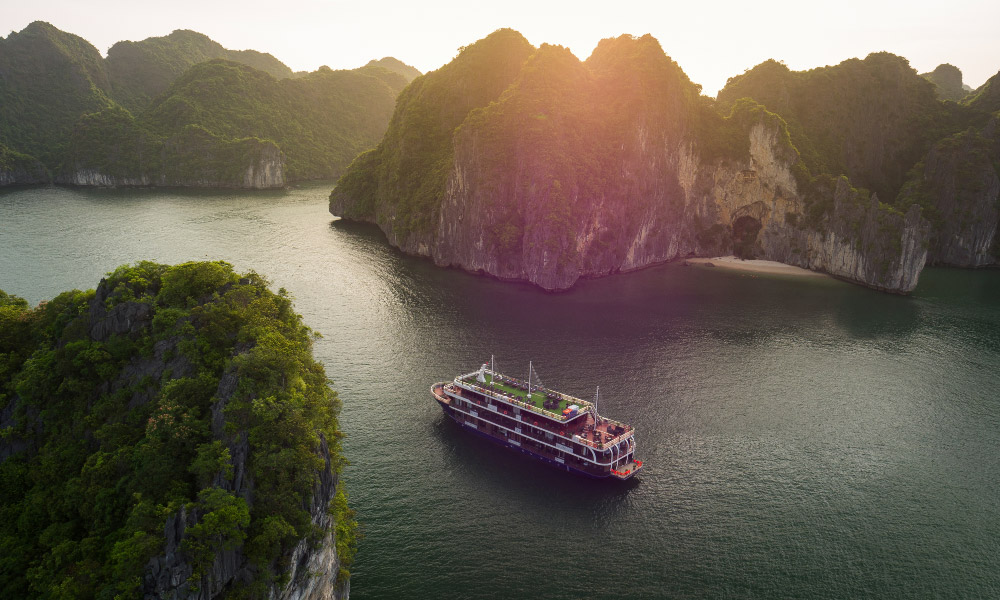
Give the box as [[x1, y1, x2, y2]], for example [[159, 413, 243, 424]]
[[144, 427, 345, 600], [897, 117, 1000, 267], [332, 33, 932, 294], [0, 145, 49, 185], [59, 169, 153, 187], [0, 161, 49, 185], [683, 123, 929, 292], [421, 117, 928, 292], [241, 146, 286, 189], [57, 136, 286, 189], [81, 277, 346, 600]]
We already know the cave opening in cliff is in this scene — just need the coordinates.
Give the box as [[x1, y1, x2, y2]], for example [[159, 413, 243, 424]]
[[732, 215, 762, 259]]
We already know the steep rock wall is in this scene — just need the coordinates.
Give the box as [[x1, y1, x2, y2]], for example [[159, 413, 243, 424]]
[[0, 165, 49, 185], [898, 117, 1000, 267], [360, 116, 928, 293], [57, 144, 285, 189], [57, 129, 287, 189], [0, 146, 49, 185], [683, 124, 929, 292], [144, 422, 345, 600], [60, 169, 152, 186]]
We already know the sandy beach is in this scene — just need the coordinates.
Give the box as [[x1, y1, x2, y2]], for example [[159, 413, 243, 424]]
[[683, 256, 830, 278]]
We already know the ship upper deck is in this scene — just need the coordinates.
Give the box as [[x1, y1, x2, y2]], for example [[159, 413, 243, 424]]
[[451, 371, 634, 450], [458, 371, 589, 418]]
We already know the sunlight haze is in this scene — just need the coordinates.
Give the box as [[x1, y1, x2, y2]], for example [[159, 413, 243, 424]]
[[3, 0, 999, 96]]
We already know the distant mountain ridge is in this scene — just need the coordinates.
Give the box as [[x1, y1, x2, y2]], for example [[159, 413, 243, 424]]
[[364, 57, 422, 82], [106, 29, 295, 111], [920, 63, 967, 102], [0, 21, 420, 187]]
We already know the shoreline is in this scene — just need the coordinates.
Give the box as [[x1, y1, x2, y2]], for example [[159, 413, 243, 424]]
[[683, 256, 831, 278]]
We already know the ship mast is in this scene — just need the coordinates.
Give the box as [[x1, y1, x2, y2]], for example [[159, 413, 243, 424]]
[[527, 360, 532, 396]]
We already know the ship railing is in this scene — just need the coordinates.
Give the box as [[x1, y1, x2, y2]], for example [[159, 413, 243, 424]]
[[455, 380, 633, 450], [457, 374, 602, 413], [449, 381, 636, 450], [446, 401, 630, 468], [456, 379, 574, 422], [460, 371, 596, 409]]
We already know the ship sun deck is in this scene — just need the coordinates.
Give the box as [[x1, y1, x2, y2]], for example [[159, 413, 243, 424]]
[[461, 372, 588, 418], [453, 371, 635, 450]]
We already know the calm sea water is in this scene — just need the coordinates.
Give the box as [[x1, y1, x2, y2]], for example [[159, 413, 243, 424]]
[[2, 184, 999, 598]]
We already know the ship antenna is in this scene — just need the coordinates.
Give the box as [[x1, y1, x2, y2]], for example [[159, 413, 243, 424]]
[[594, 386, 600, 418], [528, 360, 532, 396]]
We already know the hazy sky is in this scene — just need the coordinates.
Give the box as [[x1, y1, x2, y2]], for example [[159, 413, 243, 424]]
[[4, 0, 998, 96]]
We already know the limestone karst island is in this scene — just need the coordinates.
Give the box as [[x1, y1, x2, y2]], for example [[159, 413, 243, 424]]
[[1, 5, 999, 599]]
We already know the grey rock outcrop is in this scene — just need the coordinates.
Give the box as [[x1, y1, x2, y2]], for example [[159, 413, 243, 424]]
[[241, 145, 285, 189], [143, 365, 346, 600], [60, 169, 152, 187], [683, 123, 929, 292], [898, 116, 1000, 267], [336, 114, 930, 293], [57, 143, 285, 189], [0, 146, 49, 185]]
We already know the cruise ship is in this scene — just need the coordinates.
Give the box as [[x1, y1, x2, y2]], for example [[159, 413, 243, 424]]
[[432, 362, 643, 480]]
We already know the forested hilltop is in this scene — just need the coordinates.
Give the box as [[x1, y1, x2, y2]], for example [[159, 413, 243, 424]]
[[331, 29, 1000, 293], [0, 22, 419, 188], [0, 262, 356, 599]]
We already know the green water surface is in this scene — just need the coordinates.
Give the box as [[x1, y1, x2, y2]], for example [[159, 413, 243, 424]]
[[1, 184, 998, 598]]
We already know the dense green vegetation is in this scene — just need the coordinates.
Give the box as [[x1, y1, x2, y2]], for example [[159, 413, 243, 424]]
[[717, 54, 970, 202], [963, 70, 1000, 114], [331, 29, 995, 289], [106, 29, 294, 112], [331, 28, 535, 232], [0, 22, 114, 168], [145, 60, 406, 180], [921, 64, 967, 102], [714, 56, 1000, 261], [62, 58, 407, 183], [0, 142, 47, 182], [363, 57, 422, 83], [0, 261, 356, 598], [0, 21, 418, 184]]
